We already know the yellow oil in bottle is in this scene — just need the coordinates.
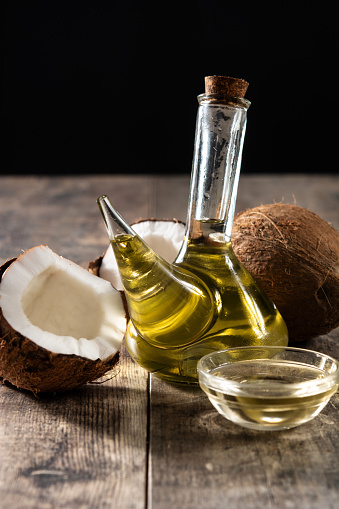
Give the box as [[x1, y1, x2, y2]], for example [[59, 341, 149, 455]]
[[111, 233, 217, 349], [124, 221, 288, 384]]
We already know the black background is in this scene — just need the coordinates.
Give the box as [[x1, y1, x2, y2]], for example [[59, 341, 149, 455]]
[[2, 1, 337, 175]]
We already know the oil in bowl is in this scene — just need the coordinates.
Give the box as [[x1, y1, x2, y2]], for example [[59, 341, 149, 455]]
[[197, 346, 339, 431]]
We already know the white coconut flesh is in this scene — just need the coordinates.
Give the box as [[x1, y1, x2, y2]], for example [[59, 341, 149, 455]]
[[0, 246, 126, 361], [99, 219, 186, 289]]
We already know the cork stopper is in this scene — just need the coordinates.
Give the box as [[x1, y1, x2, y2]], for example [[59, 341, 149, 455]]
[[205, 76, 249, 98]]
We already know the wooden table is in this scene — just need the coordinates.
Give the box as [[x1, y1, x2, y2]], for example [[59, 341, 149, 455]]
[[0, 174, 338, 509]]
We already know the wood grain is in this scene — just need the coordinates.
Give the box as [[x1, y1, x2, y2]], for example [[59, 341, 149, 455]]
[[0, 174, 338, 509], [149, 329, 339, 509], [0, 342, 148, 509], [0, 175, 157, 266], [0, 174, 338, 268]]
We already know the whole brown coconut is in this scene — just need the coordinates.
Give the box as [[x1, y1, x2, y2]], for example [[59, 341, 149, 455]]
[[232, 204, 339, 342]]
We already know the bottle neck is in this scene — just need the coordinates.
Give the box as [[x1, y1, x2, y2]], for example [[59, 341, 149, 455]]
[[184, 94, 249, 242]]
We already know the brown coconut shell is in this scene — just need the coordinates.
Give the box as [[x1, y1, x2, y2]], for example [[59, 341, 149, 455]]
[[0, 258, 120, 394], [88, 255, 103, 277], [231, 204, 339, 342]]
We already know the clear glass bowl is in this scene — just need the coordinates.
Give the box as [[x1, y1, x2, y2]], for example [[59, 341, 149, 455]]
[[197, 346, 339, 431]]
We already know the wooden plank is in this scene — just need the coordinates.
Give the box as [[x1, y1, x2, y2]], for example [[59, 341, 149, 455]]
[[0, 342, 148, 509], [0, 174, 338, 509], [0, 175, 156, 266], [148, 329, 339, 509], [0, 176, 152, 509], [153, 175, 190, 222], [153, 174, 339, 229], [236, 174, 339, 229], [2, 174, 335, 267], [149, 173, 339, 509]]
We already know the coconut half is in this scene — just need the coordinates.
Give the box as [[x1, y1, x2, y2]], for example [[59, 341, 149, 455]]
[[0, 246, 127, 393], [96, 219, 185, 290]]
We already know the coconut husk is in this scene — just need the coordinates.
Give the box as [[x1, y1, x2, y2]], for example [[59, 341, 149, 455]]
[[232, 204, 339, 342]]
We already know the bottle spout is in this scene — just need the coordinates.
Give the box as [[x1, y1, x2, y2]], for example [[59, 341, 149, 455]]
[[97, 195, 135, 241]]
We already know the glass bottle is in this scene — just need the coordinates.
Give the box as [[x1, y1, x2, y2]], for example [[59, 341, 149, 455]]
[[100, 76, 288, 384]]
